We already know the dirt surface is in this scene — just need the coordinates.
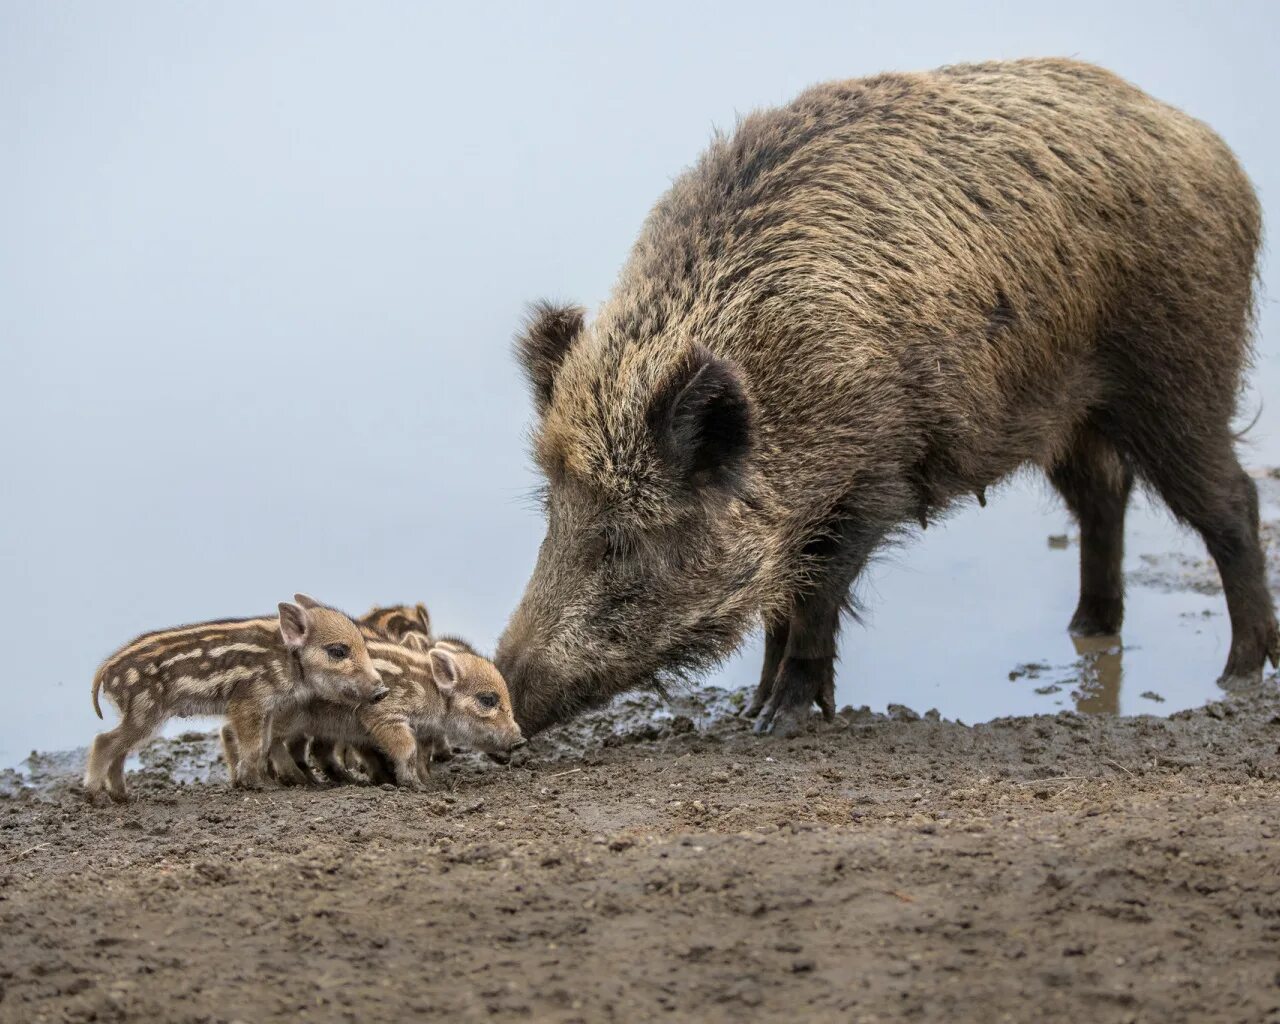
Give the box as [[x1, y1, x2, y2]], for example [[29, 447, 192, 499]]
[[2, 474, 1278, 1024], [0, 684, 1277, 1024]]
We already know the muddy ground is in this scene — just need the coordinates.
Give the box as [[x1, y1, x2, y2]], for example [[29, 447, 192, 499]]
[[1, 473, 1278, 1024], [1, 687, 1277, 1023]]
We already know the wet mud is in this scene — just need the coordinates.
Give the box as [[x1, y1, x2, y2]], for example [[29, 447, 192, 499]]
[[3, 685, 1279, 1022], [1, 482, 1279, 1022]]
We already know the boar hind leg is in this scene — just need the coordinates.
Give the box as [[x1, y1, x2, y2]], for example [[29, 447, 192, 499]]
[[755, 525, 880, 739], [743, 619, 790, 719], [1127, 430, 1278, 682], [1049, 428, 1133, 637]]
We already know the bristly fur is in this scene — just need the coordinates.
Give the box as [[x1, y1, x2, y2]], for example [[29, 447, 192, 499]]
[[497, 58, 1279, 737]]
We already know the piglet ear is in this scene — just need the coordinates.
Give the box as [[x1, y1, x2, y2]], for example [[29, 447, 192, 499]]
[[402, 633, 432, 653], [648, 345, 752, 490], [293, 593, 323, 610], [414, 603, 431, 636], [278, 602, 309, 649], [428, 646, 460, 691]]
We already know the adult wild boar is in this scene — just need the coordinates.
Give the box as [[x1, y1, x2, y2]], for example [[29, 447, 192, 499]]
[[496, 58, 1278, 738]]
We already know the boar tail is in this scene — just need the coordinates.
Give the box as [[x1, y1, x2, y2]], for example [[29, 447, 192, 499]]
[[91, 666, 105, 720]]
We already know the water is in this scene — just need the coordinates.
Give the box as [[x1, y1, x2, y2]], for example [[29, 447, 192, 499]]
[[11, 470, 1275, 775], [719, 477, 1279, 723]]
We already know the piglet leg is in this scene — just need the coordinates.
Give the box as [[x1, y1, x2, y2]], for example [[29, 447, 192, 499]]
[[226, 697, 273, 789], [366, 721, 426, 792]]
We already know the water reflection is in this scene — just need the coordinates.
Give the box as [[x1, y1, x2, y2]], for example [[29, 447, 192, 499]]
[[1069, 635, 1123, 715]]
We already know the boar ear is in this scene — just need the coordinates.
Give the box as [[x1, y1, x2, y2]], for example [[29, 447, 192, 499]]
[[429, 647, 460, 691], [515, 301, 586, 415], [414, 603, 431, 636], [649, 345, 752, 488], [278, 602, 310, 649], [293, 593, 323, 610]]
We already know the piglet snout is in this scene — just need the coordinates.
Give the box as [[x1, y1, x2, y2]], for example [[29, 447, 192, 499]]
[[369, 686, 390, 704]]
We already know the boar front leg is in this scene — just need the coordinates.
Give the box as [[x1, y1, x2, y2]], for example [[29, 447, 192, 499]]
[[366, 721, 425, 791], [1049, 426, 1132, 637], [226, 697, 273, 789], [754, 521, 882, 739], [743, 618, 790, 719]]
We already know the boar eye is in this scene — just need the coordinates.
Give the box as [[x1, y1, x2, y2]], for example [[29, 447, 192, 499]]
[[324, 643, 350, 661], [477, 692, 499, 709]]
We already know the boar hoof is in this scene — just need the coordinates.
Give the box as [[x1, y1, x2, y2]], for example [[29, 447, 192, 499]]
[[752, 704, 812, 739], [1216, 668, 1265, 693], [1067, 601, 1123, 638], [741, 697, 766, 719]]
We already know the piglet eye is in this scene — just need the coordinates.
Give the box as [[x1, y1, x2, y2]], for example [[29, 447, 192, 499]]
[[477, 692, 499, 709], [325, 643, 350, 660]]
